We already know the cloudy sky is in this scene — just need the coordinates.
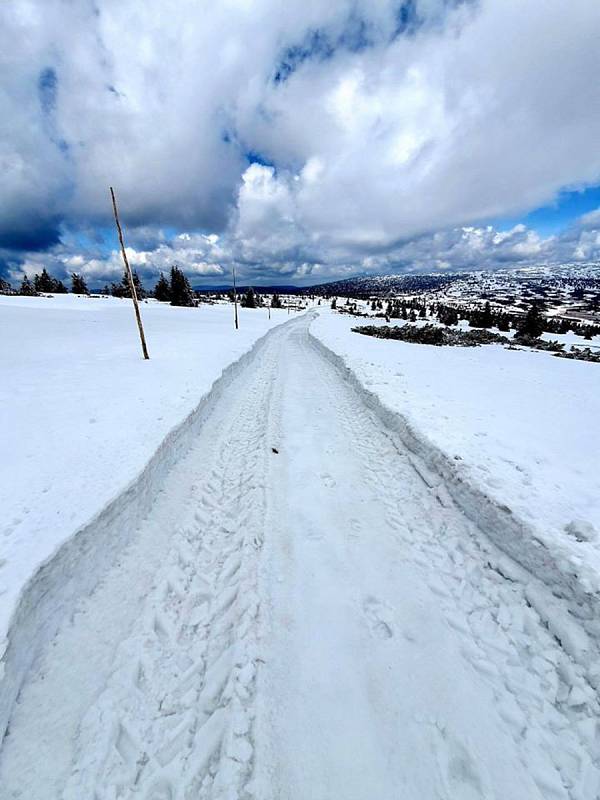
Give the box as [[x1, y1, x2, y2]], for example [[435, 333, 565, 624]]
[[2, 0, 600, 288]]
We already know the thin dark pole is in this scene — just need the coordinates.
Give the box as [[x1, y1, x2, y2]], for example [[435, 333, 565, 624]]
[[233, 267, 239, 330], [110, 187, 149, 359]]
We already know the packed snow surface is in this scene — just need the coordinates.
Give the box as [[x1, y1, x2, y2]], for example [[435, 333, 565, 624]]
[[312, 311, 600, 577], [1, 305, 599, 799], [0, 294, 285, 652]]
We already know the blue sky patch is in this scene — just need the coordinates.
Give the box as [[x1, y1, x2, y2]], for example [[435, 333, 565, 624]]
[[492, 184, 600, 235]]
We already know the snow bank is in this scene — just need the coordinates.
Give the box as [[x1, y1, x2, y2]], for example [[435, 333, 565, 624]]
[[310, 311, 600, 600], [0, 295, 287, 723]]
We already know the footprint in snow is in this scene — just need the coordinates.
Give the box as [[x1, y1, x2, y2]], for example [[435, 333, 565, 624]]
[[431, 724, 488, 800], [363, 596, 394, 639], [320, 472, 336, 488]]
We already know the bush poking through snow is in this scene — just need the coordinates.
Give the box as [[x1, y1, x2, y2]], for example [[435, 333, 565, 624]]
[[353, 323, 600, 361], [352, 324, 509, 347]]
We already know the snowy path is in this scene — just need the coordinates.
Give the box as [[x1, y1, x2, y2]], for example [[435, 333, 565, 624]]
[[1, 317, 598, 799]]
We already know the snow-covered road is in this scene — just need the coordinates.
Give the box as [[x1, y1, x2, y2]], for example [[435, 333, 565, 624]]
[[1, 316, 598, 799]]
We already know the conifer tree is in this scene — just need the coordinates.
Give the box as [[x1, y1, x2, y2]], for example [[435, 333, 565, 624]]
[[170, 266, 195, 307], [439, 306, 458, 326], [153, 272, 171, 302], [52, 278, 68, 294], [496, 313, 510, 332], [517, 303, 544, 338], [71, 273, 89, 294], [271, 293, 283, 309], [112, 269, 146, 299], [19, 275, 37, 296], [34, 268, 55, 293], [481, 301, 493, 328], [241, 287, 257, 308], [131, 270, 145, 299]]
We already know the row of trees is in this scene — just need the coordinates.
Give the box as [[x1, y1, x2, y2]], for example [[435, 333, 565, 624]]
[[7, 266, 284, 313], [14, 269, 89, 296], [7, 265, 197, 308], [152, 267, 196, 307], [226, 287, 284, 309], [103, 266, 197, 307]]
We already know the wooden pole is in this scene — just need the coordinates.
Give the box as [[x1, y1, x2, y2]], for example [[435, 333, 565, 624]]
[[232, 266, 239, 330], [110, 187, 149, 360]]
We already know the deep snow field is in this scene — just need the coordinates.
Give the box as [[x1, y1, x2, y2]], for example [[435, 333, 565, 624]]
[[1, 295, 599, 799]]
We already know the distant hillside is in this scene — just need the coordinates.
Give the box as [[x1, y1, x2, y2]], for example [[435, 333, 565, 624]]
[[307, 273, 462, 297], [193, 284, 302, 294]]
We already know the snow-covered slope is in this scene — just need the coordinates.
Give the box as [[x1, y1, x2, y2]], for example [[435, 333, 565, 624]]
[[310, 311, 600, 580], [0, 295, 286, 681]]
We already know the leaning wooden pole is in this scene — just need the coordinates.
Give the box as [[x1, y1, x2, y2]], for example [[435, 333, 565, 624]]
[[110, 186, 149, 360], [232, 266, 239, 330]]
